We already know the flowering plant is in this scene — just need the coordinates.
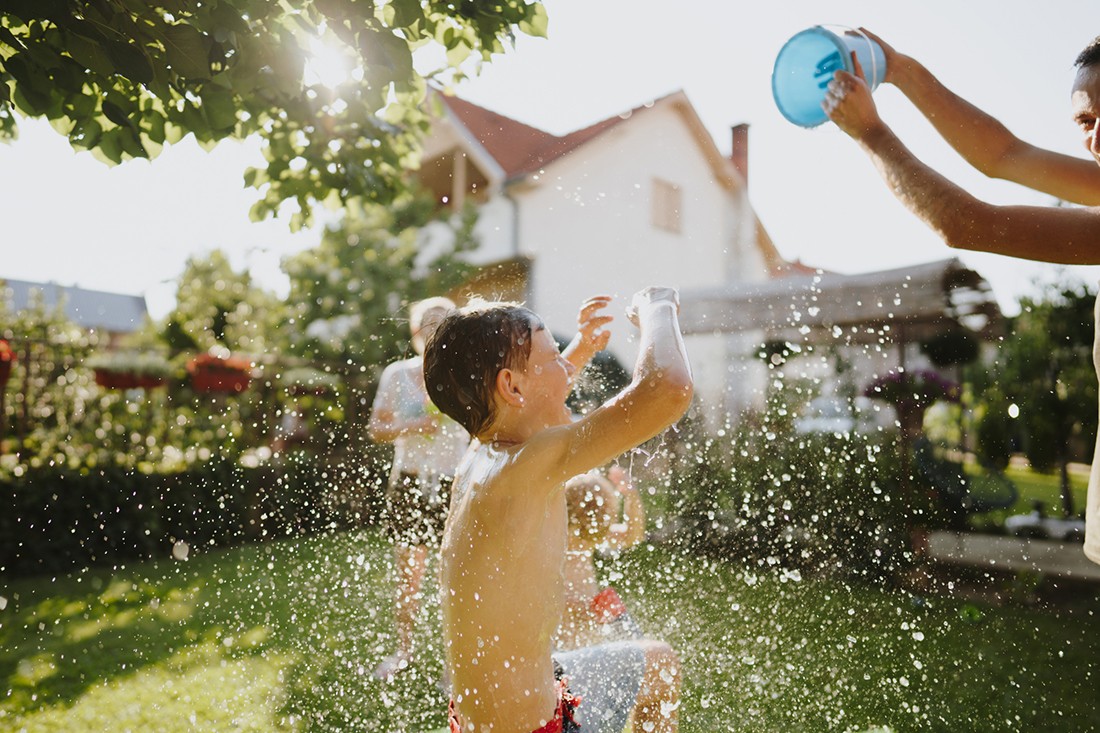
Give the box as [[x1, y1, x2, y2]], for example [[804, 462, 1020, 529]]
[[187, 352, 253, 374], [87, 351, 174, 378], [863, 369, 960, 410], [0, 339, 15, 388]]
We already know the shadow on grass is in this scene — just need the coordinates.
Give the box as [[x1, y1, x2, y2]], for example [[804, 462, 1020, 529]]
[[0, 528, 451, 731]]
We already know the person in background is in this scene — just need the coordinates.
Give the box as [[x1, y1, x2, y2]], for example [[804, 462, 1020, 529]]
[[557, 464, 649, 650], [368, 296, 467, 680]]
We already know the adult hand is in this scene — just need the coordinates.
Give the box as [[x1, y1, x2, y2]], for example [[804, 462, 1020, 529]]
[[853, 28, 903, 85], [823, 52, 885, 142]]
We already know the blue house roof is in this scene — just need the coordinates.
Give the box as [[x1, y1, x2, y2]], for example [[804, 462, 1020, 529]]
[[3, 278, 148, 333]]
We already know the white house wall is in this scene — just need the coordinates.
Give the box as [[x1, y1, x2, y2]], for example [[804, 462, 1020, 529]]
[[508, 103, 766, 415]]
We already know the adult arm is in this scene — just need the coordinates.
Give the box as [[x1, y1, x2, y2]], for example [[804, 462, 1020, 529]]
[[825, 64, 1100, 265], [860, 28, 1100, 206]]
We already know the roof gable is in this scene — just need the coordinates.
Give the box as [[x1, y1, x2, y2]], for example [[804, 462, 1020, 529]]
[[437, 90, 740, 189]]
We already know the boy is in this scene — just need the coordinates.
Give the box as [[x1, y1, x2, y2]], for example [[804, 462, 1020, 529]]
[[424, 288, 691, 733]]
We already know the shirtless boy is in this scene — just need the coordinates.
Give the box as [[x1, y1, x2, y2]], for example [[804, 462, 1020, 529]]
[[423, 288, 692, 733]]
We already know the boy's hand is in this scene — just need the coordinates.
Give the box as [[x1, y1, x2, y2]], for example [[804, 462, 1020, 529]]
[[563, 295, 613, 371], [576, 295, 614, 353], [627, 287, 679, 326]]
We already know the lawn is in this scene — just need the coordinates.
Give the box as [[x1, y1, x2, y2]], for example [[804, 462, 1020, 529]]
[[967, 461, 1090, 528], [3, 528, 1100, 732]]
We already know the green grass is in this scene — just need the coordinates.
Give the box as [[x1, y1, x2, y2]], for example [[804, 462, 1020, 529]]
[[3, 529, 1100, 732], [967, 462, 1090, 528]]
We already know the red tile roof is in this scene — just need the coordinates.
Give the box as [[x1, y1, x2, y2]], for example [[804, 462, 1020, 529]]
[[439, 94, 666, 179], [437, 92, 816, 280]]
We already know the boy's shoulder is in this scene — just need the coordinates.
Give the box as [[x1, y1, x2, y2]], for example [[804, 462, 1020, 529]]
[[466, 426, 573, 494]]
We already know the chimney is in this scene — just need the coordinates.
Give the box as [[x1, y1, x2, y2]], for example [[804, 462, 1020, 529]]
[[730, 123, 749, 187]]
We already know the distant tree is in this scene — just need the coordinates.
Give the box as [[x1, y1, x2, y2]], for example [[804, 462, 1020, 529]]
[[0, 1, 547, 227], [162, 249, 285, 354], [281, 194, 476, 446], [998, 278, 1097, 517], [282, 193, 476, 367]]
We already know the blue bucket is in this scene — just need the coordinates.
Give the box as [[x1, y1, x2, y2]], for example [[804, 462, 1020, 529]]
[[772, 26, 886, 128]]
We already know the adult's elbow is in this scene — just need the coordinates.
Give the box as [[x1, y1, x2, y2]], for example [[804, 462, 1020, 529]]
[[933, 199, 990, 254]]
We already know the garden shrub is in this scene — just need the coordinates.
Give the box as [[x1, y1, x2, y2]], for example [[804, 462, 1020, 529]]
[[0, 454, 387, 578], [666, 410, 913, 582]]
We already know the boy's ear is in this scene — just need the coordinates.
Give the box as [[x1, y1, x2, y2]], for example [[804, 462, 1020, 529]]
[[495, 368, 525, 408]]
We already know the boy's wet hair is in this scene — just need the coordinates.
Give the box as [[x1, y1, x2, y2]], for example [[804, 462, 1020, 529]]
[[565, 473, 617, 544], [423, 299, 542, 436]]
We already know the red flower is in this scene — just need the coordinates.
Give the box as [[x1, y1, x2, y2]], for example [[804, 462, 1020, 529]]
[[186, 352, 252, 374], [0, 340, 15, 363]]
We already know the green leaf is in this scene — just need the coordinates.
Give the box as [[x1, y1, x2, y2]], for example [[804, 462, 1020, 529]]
[[445, 40, 471, 67], [48, 114, 75, 136], [101, 99, 132, 127], [517, 2, 548, 39], [69, 117, 102, 150], [163, 120, 185, 144], [162, 23, 212, 80], [388, 0, 423, 30], [200, 85, 237, 131], [102, 39, 154, 84], [60, 32, 113, 77], [5, 54, 51, 115], [117, 123, 148, 158], [94, 127, 124, 164]]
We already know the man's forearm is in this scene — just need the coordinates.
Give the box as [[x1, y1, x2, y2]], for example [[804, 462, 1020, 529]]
[[859, 124, 972, 244], [860, 125, 1100, 264]]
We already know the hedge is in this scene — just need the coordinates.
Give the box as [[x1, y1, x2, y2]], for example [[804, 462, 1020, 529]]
[[0, 454, 387, 578]]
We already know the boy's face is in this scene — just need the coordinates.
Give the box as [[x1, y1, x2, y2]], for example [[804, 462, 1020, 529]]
[[520, 326, 576, 428]]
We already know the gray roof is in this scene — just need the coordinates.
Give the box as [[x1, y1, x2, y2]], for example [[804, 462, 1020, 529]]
[[2, 278, 148, 333], [680, 258, 1003, 344]]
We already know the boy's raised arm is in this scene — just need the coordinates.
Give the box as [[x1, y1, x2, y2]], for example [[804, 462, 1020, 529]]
[[544, 287, 693, 484]]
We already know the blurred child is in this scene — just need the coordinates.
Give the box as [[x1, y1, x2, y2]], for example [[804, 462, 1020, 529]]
[[558, 464, 647, 650]]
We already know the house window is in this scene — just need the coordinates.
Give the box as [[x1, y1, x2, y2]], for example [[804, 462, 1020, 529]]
[[652, 178, 682, 233]]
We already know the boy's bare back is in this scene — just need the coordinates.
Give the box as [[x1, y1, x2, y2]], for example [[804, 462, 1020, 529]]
[[441, 439, 571, 731]]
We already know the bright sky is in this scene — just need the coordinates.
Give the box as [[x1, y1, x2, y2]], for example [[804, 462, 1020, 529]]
[[2, 0, 1099, 319]]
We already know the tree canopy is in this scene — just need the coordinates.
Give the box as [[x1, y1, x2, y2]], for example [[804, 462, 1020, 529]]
[[0, 0, 547, 227]]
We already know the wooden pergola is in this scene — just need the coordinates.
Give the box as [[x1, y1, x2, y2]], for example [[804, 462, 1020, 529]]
[[679, 258, 1003, 349]]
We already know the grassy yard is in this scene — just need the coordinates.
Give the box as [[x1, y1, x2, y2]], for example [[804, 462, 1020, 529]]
[[967, 461, 1090, 529], [3, 528, 1100, 732]]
